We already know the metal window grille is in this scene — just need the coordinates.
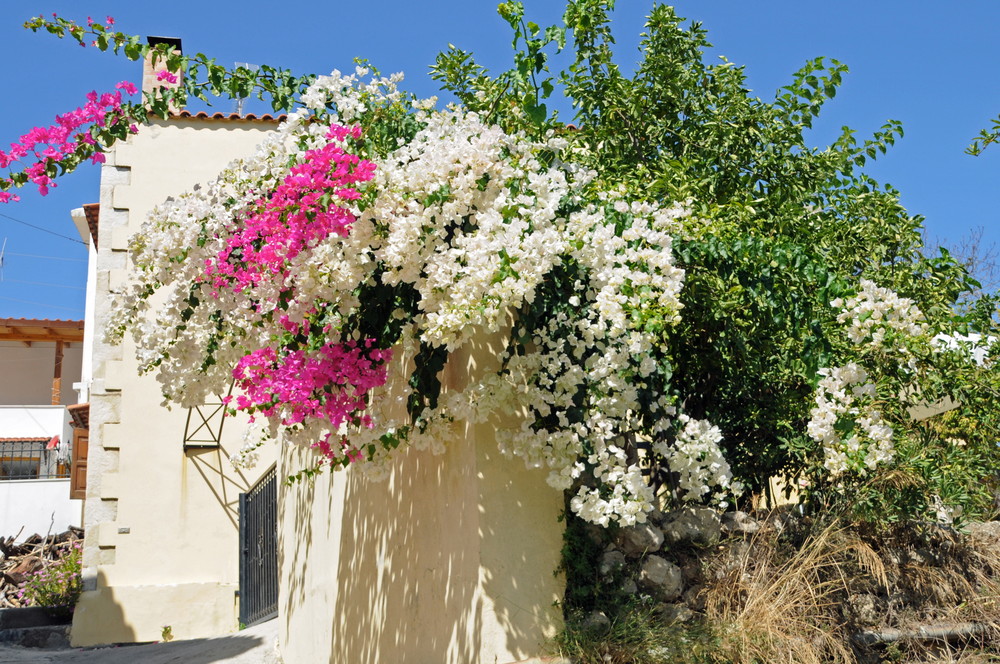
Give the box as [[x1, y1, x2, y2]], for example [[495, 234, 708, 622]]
[[238, 466, 278, 627], [0, 439, 71, 480]]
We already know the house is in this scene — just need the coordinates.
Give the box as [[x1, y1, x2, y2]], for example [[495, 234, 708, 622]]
[[70, 47, 279, 644], [72, 40, 564, 663], [0, 318, 85, 540]]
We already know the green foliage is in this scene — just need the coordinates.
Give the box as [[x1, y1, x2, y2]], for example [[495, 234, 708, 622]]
[[431, 0, 1000, 523], [25, 15, 314, 116], [25, 2, 1000, 529], [18, 543, 82, 613], [967, 114, 1000, 155], [557, 602, 717, 664]]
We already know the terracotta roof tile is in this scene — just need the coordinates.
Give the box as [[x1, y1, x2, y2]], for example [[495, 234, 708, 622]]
[[82, 203, 99, 249], [0, 437, 49, 443], [0, 318, 84, 343], [68, 403, 89, 430], [168, 110, 285, 123]]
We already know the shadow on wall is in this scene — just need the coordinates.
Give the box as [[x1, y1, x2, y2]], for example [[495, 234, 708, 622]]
[[185, 445, 256, 531], [280, 329, 564, 664], [331, 442, 483, 664], [72, 569, 135, 647], [72, 570, 269, 661]]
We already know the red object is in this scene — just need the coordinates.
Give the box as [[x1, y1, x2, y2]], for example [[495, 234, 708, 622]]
[[46, 435, 60, 450]]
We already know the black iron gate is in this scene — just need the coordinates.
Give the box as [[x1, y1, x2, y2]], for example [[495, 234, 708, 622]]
[[239, 466, 278, 626]]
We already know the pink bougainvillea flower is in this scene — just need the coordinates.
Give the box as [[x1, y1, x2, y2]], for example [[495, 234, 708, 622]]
[[155, 71, 178, 84], [0, 81, 139, 200], [204, 122, 376, 294]]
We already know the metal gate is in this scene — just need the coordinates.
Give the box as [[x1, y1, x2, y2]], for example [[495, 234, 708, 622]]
[[239, 466, 278, 626]]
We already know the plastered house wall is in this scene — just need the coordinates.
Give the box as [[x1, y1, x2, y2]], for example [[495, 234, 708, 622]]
[[71, 116, 278, 647], [279, 327, 566, 664], [0, 341, 82, 406], [69, 110, 566, 660]]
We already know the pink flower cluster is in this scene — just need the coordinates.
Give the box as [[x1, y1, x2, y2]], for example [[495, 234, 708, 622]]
[[211, 123, 389, 461], [205, 123, 377, 292], [228, 340, 392, 431], [0, 81, 138, 203]]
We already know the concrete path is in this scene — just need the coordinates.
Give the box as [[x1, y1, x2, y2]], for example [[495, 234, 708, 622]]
[[0, 619, 278, 663]]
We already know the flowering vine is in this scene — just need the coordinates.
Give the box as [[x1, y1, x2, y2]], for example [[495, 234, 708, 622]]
[[16, 8, 999, 529], [107, 70, 747, 525], [0, 82, 139, 202]]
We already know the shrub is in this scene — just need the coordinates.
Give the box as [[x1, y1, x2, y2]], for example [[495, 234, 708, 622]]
[[18, 542, 82, 613]]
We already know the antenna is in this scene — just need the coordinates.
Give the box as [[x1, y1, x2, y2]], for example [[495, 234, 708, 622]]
[[232, 62, 259, 115], [0, 237, 6, 282]]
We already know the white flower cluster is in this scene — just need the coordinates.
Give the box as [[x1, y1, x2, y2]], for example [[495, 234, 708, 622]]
[[111, 71, 744, 526], [654, 415, 744, 506], [371, 107, 572, 351], [832, 279, 926, 348], [806, 363, 893, 476], [463, 198, 732, 526]]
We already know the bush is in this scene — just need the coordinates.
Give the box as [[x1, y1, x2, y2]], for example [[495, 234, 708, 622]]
[[18, 542, 82, 613]]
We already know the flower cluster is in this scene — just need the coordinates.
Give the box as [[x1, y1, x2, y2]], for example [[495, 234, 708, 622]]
[[1, 82, 138, 202], [933, 332, 996, 367], [113, 70, 742, 525], [806, 363, 893, 476], [17, 542, 82, 611], [205, 123, 375, 296], [831, 279, 926, 348], [229, 341, 391, 428], [655, 415, 744, 505]]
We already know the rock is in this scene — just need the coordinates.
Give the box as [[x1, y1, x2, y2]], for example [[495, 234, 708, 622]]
[[620, 578, 638, 595], [966, 521, 1000, 551], [647, 508, 666, 525], [660, 602, 694, 623], [581, 610, 611, 633], [599, 550, 626, 576], [721, 511, 760, 536], [638, 555, 684, 602], [763, 507, 801, 533], [662, 507, 722, 546], [683, 584, 707, 612], [906, 548, 939, 566], [583, 522, 606, 546], [845, 593, 881, 627], [680, 558, 702, 583], [615, 523, 664, 558]]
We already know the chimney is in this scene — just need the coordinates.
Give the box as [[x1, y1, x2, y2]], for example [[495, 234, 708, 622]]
[[142, 36, 183, 111]]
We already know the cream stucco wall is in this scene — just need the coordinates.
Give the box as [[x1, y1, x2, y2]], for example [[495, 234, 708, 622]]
[[279, 329, 565, 664], [72, 116, 278, 647]]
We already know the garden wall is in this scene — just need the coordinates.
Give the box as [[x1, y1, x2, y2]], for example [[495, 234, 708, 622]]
[[278, 329, 566, 664]]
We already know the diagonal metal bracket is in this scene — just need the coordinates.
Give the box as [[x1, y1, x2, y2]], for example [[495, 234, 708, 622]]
[[183, 382, 234, 449]]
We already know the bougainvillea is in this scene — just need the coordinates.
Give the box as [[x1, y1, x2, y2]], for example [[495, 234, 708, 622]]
[[17, 4, 1000, 528], [110, 70, 723, 524], [0, 81, 138, 202]]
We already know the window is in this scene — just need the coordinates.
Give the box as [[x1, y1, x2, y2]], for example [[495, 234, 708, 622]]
[[0, 438, 70, 480]]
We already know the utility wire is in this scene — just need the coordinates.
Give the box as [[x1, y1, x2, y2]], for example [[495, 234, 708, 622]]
[[3, 279, 85, 291], [0, 295, 84, 314], [5, 251, 87, 263], [0, 211, 86, 245]]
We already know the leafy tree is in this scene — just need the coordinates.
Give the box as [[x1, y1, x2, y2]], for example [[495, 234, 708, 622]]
[[433, 1, 998, 516]]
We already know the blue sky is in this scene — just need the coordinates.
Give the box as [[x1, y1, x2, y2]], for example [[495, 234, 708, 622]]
[[0, 1, 997, 320]]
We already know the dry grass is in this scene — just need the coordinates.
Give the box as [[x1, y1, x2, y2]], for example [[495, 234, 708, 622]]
[[702, 520, 886, 664], [556, 514, 1000, 664]]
